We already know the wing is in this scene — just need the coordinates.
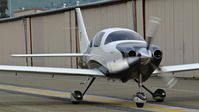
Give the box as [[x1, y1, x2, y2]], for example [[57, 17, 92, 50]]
[[0, 65, 105, 77], [12, 53, 92, 57], [153, 63, 199, 74]]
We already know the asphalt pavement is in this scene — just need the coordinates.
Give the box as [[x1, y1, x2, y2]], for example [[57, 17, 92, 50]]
[[0, 72, 198, 112]]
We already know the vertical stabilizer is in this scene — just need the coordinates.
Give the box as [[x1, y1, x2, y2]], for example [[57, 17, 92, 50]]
[[75, 8, 90, 53]]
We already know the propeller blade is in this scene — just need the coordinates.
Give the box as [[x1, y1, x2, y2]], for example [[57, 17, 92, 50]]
[[146, 17, 178, 89], [146, 36, 152, 50], [166, 77, 178, 88], [146, 17, 161, 50], [151, 63, 178, 89], [106, 57, 140, 74], [162, 75, 178, 89], [151, 63, 162, 71]]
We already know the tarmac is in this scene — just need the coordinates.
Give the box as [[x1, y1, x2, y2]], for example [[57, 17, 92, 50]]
[[0, 72, 198, 112]]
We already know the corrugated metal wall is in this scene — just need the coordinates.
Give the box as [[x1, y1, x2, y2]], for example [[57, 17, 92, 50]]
[[31, 13, 74, 68], [0, 1, 134, 68], [0, 20, 26, 65], [144, 0, 199, 77], [82, 2, 134, 38]]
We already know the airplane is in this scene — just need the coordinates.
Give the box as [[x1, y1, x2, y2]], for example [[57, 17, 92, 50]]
[[1, 8, 199, 108]]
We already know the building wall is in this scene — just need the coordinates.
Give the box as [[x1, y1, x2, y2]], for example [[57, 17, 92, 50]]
[[82, 1, 134, 39], [144, 0, 199, 77], [0, 20, 27, 65], [31, 13, 72, 67]]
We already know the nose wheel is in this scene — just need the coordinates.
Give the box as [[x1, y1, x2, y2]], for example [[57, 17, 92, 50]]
[[134, 92, 147, 108]]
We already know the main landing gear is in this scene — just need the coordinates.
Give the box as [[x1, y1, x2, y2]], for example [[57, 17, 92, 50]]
[[70, 77, 96, 104], [134, 74, 166, 108]]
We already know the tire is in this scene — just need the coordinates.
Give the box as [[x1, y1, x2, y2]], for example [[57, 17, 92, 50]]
[[134, 92, 146, 108], [156, 99, 164, 102], [136, 103, 144, 108], [153, 89, 166, 102], [71, 90, 83, 104], [72, 101, 80, 104]]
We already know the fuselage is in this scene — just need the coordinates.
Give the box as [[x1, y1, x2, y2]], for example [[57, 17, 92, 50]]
[[79, 28, 162, 82]]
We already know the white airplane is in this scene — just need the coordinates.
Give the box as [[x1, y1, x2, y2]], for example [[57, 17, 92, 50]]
[[1, 8, 199, 108]]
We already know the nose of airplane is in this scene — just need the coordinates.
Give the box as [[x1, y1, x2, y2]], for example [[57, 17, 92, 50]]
[[138, 48, 152, 64]]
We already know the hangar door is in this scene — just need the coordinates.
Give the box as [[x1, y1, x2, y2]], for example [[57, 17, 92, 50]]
[[145, 0, 199, 77]]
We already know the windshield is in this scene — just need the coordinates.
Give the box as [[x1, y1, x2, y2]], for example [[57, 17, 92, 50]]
[[105, 31, 144, 44]]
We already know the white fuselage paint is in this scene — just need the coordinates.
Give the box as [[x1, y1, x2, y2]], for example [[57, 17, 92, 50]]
[[83, 28, 146, 67]]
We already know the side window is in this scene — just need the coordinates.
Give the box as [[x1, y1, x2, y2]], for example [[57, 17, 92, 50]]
[[94, 32, 105, 47]]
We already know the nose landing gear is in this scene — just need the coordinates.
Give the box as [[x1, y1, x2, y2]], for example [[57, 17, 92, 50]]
[[134, 75, 166, 108], [133, 74, 147, 108]]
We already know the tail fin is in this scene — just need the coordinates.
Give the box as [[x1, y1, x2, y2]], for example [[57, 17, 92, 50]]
[[75, 8, 90, 53]]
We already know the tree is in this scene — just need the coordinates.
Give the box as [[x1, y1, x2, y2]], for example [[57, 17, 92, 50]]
[[0, 0, 8, 18]]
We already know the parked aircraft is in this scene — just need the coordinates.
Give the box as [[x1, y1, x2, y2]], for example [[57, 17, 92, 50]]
[[2, 8, 199, 108]]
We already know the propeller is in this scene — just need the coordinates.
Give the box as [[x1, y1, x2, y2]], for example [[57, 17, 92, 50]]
[[105, 57, 140, 74], [146, 17, 162, 70], [146, 17, 161, 50], [146, 17, 178, 88]]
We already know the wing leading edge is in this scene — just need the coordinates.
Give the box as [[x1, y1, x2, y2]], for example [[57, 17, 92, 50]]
[[153, 63, 199, 74], [1, 63, 199, 77], [0, 65, 104, 77], [12, 53, 92, 57]]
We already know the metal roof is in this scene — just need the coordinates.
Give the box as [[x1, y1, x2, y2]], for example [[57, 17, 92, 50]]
[[0, 0, 131, 23]]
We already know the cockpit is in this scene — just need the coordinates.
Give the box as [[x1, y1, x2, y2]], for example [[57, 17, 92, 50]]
[[90, 32, 105, 47], [90, 29, 144, 47], [105, 30, 144, 45]]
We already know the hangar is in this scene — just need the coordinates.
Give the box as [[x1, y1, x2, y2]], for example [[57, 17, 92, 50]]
[[0, 0, 198, 77]]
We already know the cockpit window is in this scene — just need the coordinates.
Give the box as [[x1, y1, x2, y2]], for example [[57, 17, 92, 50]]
[[94, 32, 105, 47], [105, 31, 144, 45]]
